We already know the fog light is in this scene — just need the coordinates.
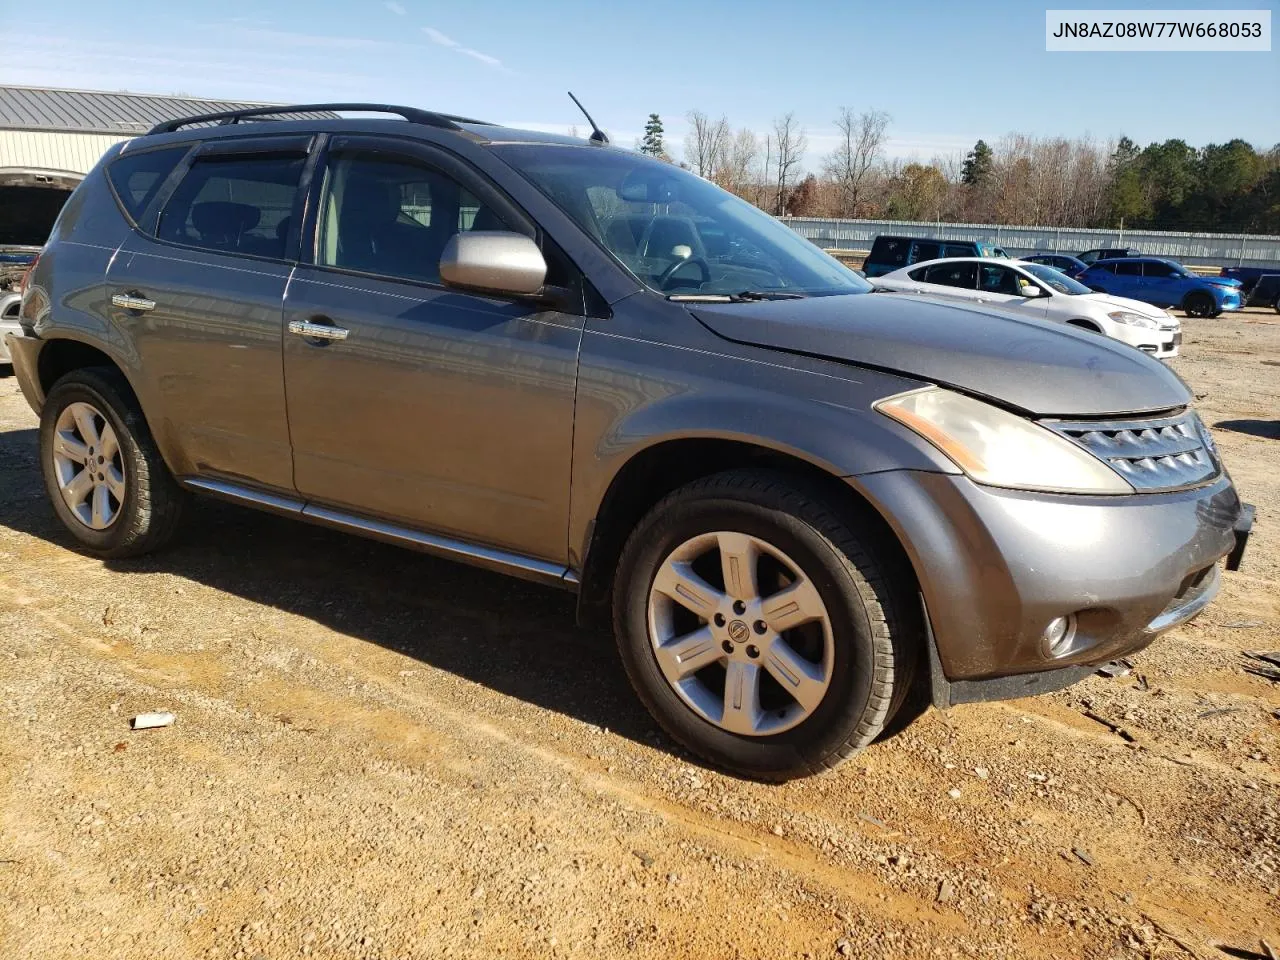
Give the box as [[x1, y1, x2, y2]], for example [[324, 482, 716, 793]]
[[1043, 615, 1077, 657]]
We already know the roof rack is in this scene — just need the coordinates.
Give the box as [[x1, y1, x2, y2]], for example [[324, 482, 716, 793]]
[[146, 102, 474, 136]]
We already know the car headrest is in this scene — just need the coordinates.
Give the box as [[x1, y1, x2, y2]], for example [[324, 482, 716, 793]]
[[191, 201, 261, 241]]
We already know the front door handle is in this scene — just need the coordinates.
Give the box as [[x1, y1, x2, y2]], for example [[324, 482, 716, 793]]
[[288, 319, 350, 342], [112, 292, 156, 312]]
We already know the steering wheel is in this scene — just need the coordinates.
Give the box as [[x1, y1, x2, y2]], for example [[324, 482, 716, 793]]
[[658, 256, 712, 290]]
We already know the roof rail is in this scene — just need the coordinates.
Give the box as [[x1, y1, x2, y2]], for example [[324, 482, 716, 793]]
[[146, 102, 471, 136]]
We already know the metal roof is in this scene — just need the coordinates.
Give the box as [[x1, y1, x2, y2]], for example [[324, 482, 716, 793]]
[[0, 85, 336, 136]]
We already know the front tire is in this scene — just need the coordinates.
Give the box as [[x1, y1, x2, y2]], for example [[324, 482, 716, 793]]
[[1183, 292, 1219, 318], [40, 367, 185, 558], [613, 470, 917, 780]]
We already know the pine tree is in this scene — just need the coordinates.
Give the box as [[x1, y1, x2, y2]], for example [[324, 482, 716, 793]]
[[640, 114, 666, 159], [961, 139, 993, 186]]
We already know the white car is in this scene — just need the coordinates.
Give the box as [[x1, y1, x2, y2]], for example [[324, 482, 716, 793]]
[[874, 257, 1181, 358], [0, 292, 20, 366]]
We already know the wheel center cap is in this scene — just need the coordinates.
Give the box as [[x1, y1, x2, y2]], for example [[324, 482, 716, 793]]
[[727, 619, 750, 643]]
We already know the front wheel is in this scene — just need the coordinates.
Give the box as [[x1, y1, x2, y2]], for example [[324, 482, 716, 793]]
[[1183, 292, 1219, 319], [613, 470, 917, 780], [40, 367, 186, 558]]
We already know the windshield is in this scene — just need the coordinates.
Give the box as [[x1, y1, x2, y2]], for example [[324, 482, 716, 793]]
[[493, 144, 870, 298], [1023, 263, 1092, 295]]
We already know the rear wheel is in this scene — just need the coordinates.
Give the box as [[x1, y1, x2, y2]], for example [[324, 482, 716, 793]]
[[1183, 292, 1219, 318], [40, 367, 185, 558], [613, 470, 917, 780]]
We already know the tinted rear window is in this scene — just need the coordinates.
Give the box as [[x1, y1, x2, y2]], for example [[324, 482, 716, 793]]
[[157, 153, 305, 260], [108, 146, 188, 222], [868, 237, 910, 267]]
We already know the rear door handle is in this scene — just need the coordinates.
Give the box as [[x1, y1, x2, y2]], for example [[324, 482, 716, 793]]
[[112, 293, 156, 312], [288, 319, 349, 342]]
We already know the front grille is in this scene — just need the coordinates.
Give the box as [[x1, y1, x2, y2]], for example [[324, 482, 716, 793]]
[[1045, 410, 1219, 492]]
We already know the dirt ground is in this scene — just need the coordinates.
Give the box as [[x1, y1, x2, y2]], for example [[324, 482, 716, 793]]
[[1, 310, 1277, 960]]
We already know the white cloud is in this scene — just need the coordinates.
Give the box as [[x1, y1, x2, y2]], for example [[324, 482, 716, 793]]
[[384, 1, 406, 13], [422, 25, 508, 71], [458, 47, 501, 67], [422, 26, 459, 48]]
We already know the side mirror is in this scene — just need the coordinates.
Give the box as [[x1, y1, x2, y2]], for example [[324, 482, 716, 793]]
[[1019, 283, 1046, 298], [440, 231, 547, 297]]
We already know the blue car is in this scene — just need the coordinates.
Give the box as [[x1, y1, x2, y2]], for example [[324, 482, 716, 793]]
[[1079, 257, 1243, 318], [1021, 253, 1089, 277]]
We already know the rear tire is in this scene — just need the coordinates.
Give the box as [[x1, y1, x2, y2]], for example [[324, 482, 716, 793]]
[[612, 469, 917, 781], [1183, 292, 1219, 319], [40, 367, 185, 558]]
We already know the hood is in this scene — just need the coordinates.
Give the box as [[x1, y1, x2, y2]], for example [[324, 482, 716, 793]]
[[0, 168, 80, 249], [1078, 292, 1176, 323], [689, 292, 1191, 418], [1203, 276, 1242, 288]]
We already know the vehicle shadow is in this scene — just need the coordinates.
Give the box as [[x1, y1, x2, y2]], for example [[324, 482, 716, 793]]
[[0, 422, 919, 772], [1214, 418, 1280, 440], [0, 424, 663, 754]]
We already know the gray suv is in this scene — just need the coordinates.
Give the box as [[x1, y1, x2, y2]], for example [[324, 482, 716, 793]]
[[6, 103, 1253, 780]]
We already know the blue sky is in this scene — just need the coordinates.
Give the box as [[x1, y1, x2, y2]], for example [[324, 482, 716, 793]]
[[7, 0, 1278, 166]]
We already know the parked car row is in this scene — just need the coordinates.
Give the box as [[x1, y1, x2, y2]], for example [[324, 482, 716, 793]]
[[863, 234, 1268, 320], [874, 257, 1182, 357], [4, 101, 1253, 780]]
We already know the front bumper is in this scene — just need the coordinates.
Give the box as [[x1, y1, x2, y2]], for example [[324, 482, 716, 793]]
[[855, 469, 1246, 689]]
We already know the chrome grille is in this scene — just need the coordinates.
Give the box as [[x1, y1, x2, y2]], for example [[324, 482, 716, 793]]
[[1045, 410, 1219, 492]]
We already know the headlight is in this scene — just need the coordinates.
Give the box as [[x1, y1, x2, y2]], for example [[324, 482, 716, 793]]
[[1107, 310, 1158, 329], [875, 387, 1133, 494]]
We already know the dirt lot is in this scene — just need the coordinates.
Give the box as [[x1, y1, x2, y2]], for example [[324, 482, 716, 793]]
[[1, 311, 1278, 960]]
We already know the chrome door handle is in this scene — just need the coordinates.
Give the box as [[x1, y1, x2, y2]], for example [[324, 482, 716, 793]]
[[112, 293, 156, 312], [288, 319, 349, 342]]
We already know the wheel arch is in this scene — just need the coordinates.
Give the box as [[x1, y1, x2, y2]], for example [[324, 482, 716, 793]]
[[33, 335, 181, 476], [1066, 318, 1102, 333], [574, 436, 921, 631]]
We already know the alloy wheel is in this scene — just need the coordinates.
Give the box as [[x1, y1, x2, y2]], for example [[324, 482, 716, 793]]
[[646, 531, 835, 736], [51, 401, 125, 530]]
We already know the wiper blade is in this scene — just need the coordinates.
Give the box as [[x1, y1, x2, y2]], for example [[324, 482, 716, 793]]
[[667, 290, 808, 303]]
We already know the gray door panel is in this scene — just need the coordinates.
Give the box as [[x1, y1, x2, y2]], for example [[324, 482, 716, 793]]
[[282, 267, 582, 562], [105, 236, 293, 490]]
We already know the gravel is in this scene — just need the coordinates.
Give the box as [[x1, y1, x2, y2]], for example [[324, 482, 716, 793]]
[[0, 310, 1277, 959]]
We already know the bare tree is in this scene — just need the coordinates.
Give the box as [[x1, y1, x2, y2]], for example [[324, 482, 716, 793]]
[[823, 108, 890, 218], [720, 128, 760, 198], [772, 113, 807, 215], [684, 110, 731, 180]]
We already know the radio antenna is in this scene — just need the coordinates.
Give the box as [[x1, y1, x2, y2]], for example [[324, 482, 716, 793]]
[[567, 91, 609, 145]]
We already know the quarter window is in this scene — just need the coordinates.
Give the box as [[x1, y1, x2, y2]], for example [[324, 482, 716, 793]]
[[316, 152, 513, 285], [108, 146, 188, 222], [157, 153, 305, 259]]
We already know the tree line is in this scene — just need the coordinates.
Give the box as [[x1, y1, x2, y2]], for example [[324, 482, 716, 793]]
[[634, 111, 1280, 234]]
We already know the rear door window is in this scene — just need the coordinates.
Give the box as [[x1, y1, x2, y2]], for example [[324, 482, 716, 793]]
[[923, 261, 978, 288], [1114, 261, 1143, 277], [910, 241, 941, 263], [869, 237, 910, 268], [157, 153, 306, 260], [943, 244, 973, 258], [108, 146, 189, 223]]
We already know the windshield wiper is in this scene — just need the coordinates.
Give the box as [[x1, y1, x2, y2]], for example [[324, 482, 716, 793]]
[[667, 290, 808, 302]]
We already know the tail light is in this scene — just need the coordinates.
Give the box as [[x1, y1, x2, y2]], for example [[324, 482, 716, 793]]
[[18, 253, 39, 294]]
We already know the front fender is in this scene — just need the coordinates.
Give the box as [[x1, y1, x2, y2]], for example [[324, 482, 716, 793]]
[[567, 321, 958, 569]]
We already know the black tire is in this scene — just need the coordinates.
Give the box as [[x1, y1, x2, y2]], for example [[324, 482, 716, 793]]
[[40, 367, 185, 558], [613, 469, 917, 781], [1183, 292, 1219, 319]]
